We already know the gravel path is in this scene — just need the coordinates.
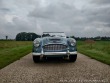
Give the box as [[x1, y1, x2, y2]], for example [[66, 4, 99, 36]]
[[0, 53, 110, 83]]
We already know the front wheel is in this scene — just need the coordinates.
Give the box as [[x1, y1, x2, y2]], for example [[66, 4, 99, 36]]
[[33, 56, 40, 63], [69, 55, 77, 62]]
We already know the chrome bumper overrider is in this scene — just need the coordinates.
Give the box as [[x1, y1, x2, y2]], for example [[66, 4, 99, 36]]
[[32, 51, 77, 56]]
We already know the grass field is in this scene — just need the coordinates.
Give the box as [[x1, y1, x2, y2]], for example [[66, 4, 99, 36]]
[[0, 40, 110, 69], [77, 41, 110, 65], [0, 41, 32, 69]]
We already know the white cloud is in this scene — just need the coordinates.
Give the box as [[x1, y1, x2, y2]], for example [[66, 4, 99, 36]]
[[0, 0, 110, 39]]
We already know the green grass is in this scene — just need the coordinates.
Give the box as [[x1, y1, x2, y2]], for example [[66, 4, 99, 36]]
[[0, 40, 110, 69], [0, 41, 32, 69], [77, 41, 110, 65]]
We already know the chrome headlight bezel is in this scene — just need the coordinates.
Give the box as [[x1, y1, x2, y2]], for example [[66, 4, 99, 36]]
[[68, 38, 76, 46], [33, 40, 40, 47]]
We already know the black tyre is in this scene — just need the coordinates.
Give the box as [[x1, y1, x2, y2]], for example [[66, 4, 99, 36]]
[[33, 56, 40, 63], [69, 55, 77, 62]]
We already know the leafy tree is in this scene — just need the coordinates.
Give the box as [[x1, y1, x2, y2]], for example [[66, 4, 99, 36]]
[[16, 32, 40, 41]]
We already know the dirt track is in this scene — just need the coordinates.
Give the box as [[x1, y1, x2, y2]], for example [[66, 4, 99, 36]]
[[0, 53, 110, 83]]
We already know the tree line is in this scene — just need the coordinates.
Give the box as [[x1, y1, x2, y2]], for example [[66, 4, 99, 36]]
[[1, 32, 109, 41], [16, 32, 41, 41], [71, 36, 110, 41], [15, 32, 110, 41]]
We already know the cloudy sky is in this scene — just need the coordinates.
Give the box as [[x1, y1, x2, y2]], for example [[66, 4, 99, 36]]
[[0, 0, 110, 39]]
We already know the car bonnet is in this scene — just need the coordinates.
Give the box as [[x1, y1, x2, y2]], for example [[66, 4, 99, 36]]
[[42, 37, 67, 46]]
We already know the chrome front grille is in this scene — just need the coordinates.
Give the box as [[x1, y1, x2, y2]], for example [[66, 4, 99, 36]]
[[44, 44, 67, 51]]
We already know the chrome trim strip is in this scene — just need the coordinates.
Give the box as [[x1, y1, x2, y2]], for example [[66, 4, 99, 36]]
[[32, 53, 41, 56], [32, 51, 77, 56], [44, 52, 67, 55], [44, 51, 77, 55]]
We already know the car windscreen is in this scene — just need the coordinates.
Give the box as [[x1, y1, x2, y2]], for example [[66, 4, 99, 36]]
[[42, 32, 66, 38]]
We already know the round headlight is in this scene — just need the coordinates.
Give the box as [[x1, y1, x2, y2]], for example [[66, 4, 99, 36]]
[[70, 42, 76, 46], [34, 40, 40, 47], [69, 39, 76, 46]]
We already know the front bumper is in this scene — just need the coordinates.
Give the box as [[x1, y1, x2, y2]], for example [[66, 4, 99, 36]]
[[32, 51, 77, 56]]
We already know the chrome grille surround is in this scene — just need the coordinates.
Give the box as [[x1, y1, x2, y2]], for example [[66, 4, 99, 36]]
[[43, 44, 67, 51]]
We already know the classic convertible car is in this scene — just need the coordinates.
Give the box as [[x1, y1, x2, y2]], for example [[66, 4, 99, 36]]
[[32, 32, 77, 62]]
